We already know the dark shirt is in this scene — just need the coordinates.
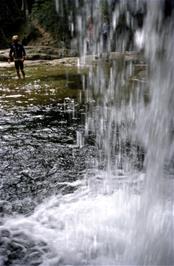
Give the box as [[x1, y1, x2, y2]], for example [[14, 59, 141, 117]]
[[102, 22, 109, 35], [9, 43, 26, 60]]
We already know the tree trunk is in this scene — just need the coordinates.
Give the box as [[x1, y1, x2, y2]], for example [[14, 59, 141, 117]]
[[21, 0, 29, 16]]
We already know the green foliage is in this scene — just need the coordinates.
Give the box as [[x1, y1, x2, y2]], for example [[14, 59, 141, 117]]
[[0, 0, 112, 49], [32, 0, 55, 28], [100, 0, 110, 17], [0, 0, 26, 47], [31, 0, 71, 47]]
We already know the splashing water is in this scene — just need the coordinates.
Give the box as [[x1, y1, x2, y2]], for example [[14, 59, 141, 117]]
[[1, 1, 174, 265]]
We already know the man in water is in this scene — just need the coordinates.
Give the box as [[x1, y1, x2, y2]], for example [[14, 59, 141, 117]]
[[102, 18, 110, 52], [8, 35, 26, 79]]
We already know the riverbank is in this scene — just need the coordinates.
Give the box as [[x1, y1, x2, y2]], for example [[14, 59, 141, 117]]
[[0, 45, 145, 69], [0, 46, 78, 61], [0, 46, 78, 68], [0, 57, 78, 68]]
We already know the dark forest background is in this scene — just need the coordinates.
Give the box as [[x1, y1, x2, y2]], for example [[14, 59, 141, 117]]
[[0, 0, 172, 50], [0, 0, 75, 48], [0, 0, 134, 49]]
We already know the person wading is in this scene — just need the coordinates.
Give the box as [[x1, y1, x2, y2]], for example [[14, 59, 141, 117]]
[[8, 35, 26, 79]]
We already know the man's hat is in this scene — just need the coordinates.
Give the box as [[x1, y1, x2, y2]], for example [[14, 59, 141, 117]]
[[12, 35, 19, 41]]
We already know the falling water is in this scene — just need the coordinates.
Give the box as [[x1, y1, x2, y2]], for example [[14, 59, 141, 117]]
[[0, 0, 174, 265]]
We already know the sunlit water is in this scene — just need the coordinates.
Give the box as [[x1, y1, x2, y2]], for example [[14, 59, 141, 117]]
[[0, 1, 174, 265]]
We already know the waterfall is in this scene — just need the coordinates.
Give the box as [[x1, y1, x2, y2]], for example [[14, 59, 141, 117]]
[[0, 1, 173, 265], [74, 0, 174, 264]]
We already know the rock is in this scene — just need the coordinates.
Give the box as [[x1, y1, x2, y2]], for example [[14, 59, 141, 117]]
[[0, 201, 12, 215], [0, 46, 78, 62], [0, 49, 9, 61]]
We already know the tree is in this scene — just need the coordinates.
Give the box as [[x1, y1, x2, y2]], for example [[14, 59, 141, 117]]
[[0, 0, 26, 47], [31, 0, 71, 47]]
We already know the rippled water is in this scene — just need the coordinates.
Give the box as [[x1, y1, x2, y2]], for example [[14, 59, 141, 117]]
[[0, 64, 99, 265], [0, 61, 146, 266]]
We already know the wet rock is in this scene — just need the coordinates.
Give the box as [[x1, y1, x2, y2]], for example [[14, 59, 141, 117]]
[[0, 230, 49, 266], [7, 240, 27, 258], [0, 46, 78, 63], [0, 229, 11, 238], [0, 201, 12, 216]]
